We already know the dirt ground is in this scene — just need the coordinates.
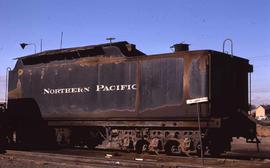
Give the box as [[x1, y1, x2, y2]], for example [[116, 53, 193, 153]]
[[230, 136, 270, 160], [257, 125, 270, 137]]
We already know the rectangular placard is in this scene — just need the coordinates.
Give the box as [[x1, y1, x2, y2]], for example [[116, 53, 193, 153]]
[[186, 97, 208, 105]]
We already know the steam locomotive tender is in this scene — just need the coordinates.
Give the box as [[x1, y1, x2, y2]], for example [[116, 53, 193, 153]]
[[7, 41, 255, 156]]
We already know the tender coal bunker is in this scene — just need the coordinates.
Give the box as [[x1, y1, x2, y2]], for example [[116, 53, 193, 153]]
[[21, 47, 105, 65], [19, 41, 145, 66], [103, 46, 125, 56]]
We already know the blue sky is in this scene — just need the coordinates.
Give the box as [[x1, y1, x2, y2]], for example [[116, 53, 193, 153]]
[[0, 0, 270, 104]]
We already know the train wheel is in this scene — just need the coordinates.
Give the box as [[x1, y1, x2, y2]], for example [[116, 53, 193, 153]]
[[135, 140, 149, 154], [164, 140, 180, 155]]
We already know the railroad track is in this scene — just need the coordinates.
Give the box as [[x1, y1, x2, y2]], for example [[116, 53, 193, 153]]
[[0, 149, 270, 168], [1, 149, 197, 168]]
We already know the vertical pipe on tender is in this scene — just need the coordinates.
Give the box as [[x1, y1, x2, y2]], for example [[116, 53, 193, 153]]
[[197, 103, 204, 166], [5, 67, 11, 109], [249, 72, 252, 112]]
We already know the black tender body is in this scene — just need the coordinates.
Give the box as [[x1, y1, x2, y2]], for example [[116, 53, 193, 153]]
[[6, 41, 256, 153], [8, 41, 252, 118]]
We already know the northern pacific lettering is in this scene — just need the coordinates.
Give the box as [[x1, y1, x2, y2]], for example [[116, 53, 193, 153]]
[[43, 84, 136, 95]]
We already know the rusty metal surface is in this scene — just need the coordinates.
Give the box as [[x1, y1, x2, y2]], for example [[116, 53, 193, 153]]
[[8, 42, 252, 125], [8, 52, 210, 119]]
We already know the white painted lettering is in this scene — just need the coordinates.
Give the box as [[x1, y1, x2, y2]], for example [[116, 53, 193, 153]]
[[43, 84, 136, 95], [131, 84, 136, 90], [96, 85, 104, 91], [84, 87, 90, 92], [109, 85, 116, 91], [44, 88, 50, 94]]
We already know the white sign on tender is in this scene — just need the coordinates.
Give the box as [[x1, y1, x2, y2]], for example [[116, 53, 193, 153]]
[[186, 97, 208, 105]]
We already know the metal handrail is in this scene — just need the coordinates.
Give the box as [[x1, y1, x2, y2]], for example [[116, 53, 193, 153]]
[[5, 67, 11, 109], [222, 38, 233, 56]]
